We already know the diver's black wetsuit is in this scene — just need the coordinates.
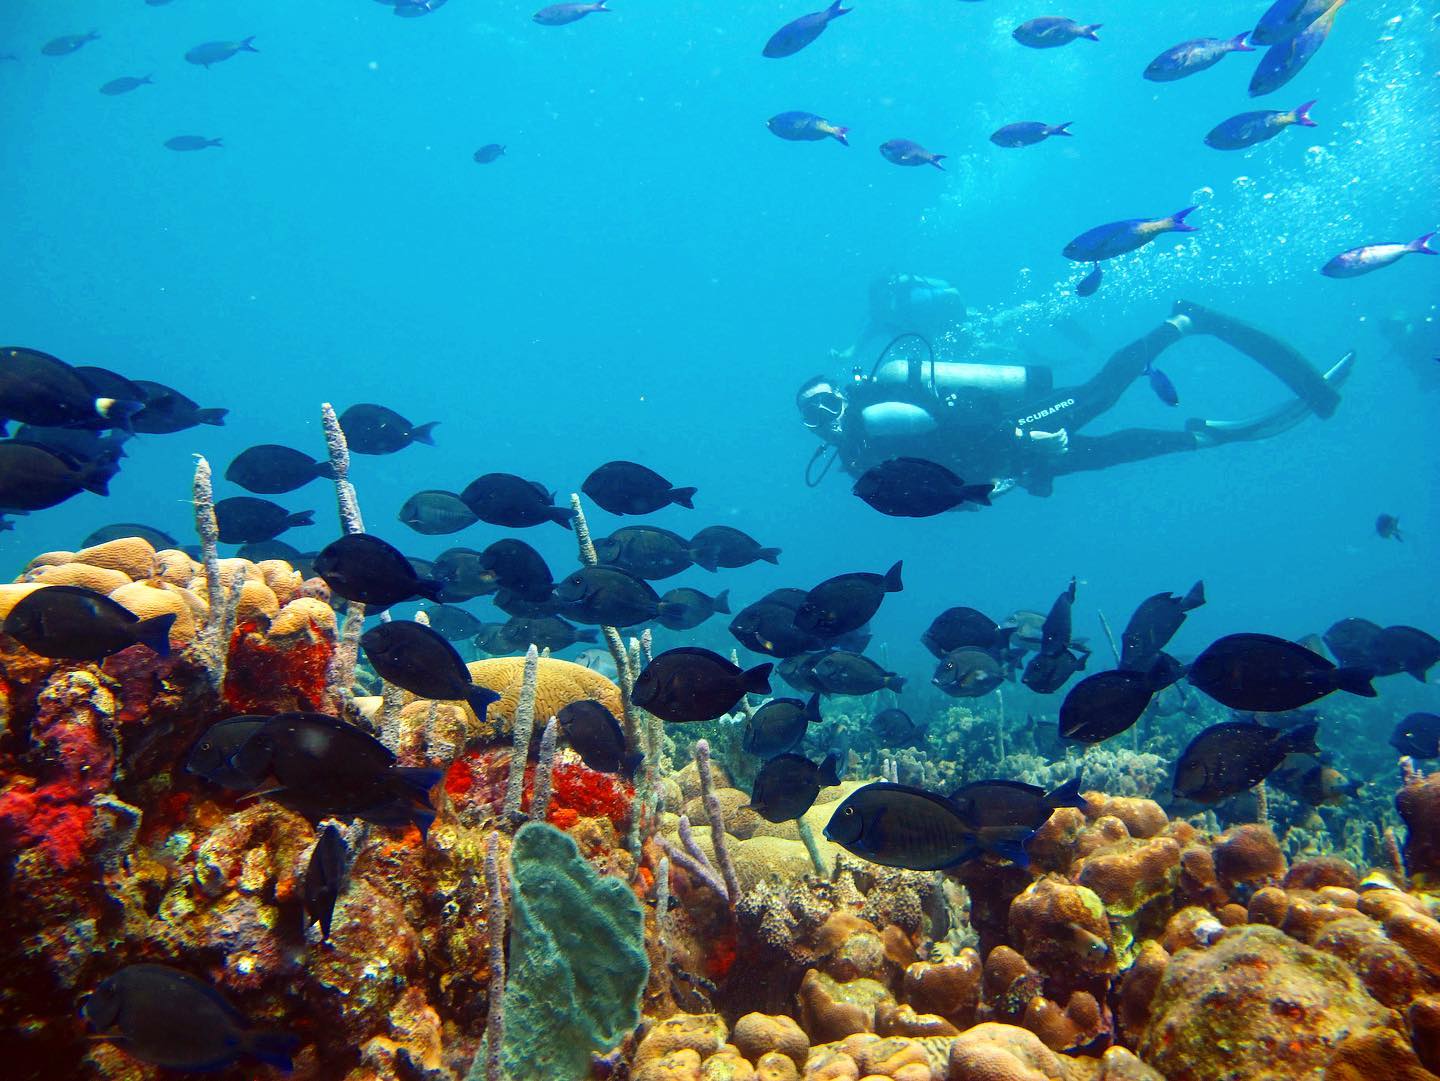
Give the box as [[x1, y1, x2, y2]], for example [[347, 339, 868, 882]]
[[829, 302, 1342, 495]]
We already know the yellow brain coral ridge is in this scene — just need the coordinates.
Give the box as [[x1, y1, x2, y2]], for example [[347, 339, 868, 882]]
[[463, 655, 622, 731]]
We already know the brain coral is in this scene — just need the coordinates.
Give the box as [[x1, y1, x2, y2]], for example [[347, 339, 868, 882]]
[[464, 655, 623, 735]]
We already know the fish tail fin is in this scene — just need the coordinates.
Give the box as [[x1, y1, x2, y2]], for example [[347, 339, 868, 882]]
[[818, 752, 842, 786], [595, 0, 611, 9], [466, 685, 502, 725], [77, 460, 113, 496], [392, 766, 444, 804], [1048, 122, 1074, 136], [987, 837, 1032, 867], [96, 397, 144, 431], [285, 510, 316, 530], [548, 504, 577, 530], [1168, 206, 1198, 232], [803, 692, 822, 723], [622, 751, 644, 778], [1281, 721, 1322, 758], [882, 560, 904, 592], [828, 0, 853, 16], [198, 407, 228, 424], [1182, 579, 1205, 611], [668, 485, 697, 509], [1081, 23, 1101, 40], [207, 138, 224, 148], [831, 126, 850, 146], [884, 673, 906, 693], [1333, 666, 1378, 697], [1231, 31, 1255, 51], [411, 421, 439, 445], [960, 483, 993, 506], [132, 613, 177, 657], [742, 662, 774, 696], [758, 546, 782, 565], [1293, 100, 1318, 127], [313, 460, 338, 480], [928, 154, 947, 170], [1409, 232, 1437, 255], [142, 74, 155, 84], [244, 1029, 300, 1072], [577, 628, 599, 643], [712, 589, 731, 615], [417, 576, 447, 603], [1046, 773, 1090, 813], [691, 549, 719, 572], [240, 36, 259, 52]]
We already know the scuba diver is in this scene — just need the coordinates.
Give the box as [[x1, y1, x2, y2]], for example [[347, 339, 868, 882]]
[[798, 291, 1354, 497]]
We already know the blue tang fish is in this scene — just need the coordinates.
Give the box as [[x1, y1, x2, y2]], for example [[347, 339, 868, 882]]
[[763, 0, 852, 59], [1075, 263, 1102, 297], [1012, 17, 1100, 49], [990, 121, 1072, 148], [534, 2, 609, 26], [1063, 207, 1197, 262], [1143, 33, 1253, 82], [1145, 361, 1179, 406], [1322, 233, 1436, 278], [1249, 0, 1346, 97], [1205, 101, 1316, 150], [1252, 0, 1333, 46], [879, 139, 945, 170], [767, 111, 849, 146]]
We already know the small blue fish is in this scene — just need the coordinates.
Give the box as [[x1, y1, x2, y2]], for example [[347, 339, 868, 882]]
[[1322, 233, 1436, 278], [1205, 101, 1315, 150], [879, 138, 945, 170], [394, 0, 448, 15], [100, 75, 154, 96], [1012, 17, 1100, 49], [534, 1, 609, 25], [185, 38, 258, 67], [473, 143, 506, 163], [1063, 207, 1197, 262], [164, 135, 223, 151], [1143, 33, 1253, 82], [1075, 263, 1102, 297], [767, 111, 849, 146], [990, 121, 1072, 148], [1249, 0, 1346, 97], [41, 31, 99, 56], [1145, 361, 1179, 406], [763, 0, 852, 59], [1252, 0, 1333, 46]]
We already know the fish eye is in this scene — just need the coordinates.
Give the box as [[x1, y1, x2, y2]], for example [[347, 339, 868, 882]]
[[843, 807, 855, 817]]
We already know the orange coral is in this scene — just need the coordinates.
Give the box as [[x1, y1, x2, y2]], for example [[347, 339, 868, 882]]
[[1212, 823, 1286, 892]]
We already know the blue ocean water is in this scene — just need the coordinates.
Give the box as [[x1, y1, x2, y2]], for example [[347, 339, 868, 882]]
[[2, 0, 1436, 700]]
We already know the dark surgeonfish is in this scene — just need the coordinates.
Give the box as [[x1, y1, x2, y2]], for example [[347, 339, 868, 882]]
[[418, 603, 485, 641], [226, 444, 334, 495], [460, 473, 573, 529], [582, 460, 696, 515], [1371, 626, 1440, 682], [1375, 514, 1402, 540], [922, 606, 1006, 658], [948, 775, 1089, 864], [1249, 0, 1346, 97], [552, 565, 665, 626], [84, 523, 180, 550], [1040, 578, 1077, 657], [689, 525, 780, 571], [0, 441, 117, 510], [130, 380, 227, 432], [933, 648, 1002, 698], [814, 650, 904, 695], [184, 37, 258, 67], [314, 533, 444, 610], [501, 615, 597, 652], [3, 585, 174, 660], [432, 547, 499, 603], [1173, 721, 1320, 803], [100, 74, 155, 95], [763, 0, 851, 58], [1322, 234, 1437, 278], [824, 782, 977, 871], [185, 716, 270, 788], [1288, 762, 1361, 806], [557, 700, 639, 776], [1022, 647, 1088, 694], [42, 31, 99, 56], [1120, 580, 1204, 673], [1205, 101, 1316, 150], [477, 539, 552, 600], [12, 425, 127, 467], [303, 824, 348, 941], [730, 594, 826, 659], [1252, 0, 1333, 45], [742, 693, 820, 758], [339, 404, 437, 454], [853, 458, 992, 517], [767, 111, 849, 146], [1012, 17, 1100, 48], [873, 706, 926, 749], [164, 135, 223, 152], [495, 587, 564, 619], [990, 121, 1073, 148], [632, 647, 772, 723], [1075, 263, 1102, 297], [1145, 359, 1179, 405], [533, 1, 609, 25], [796, 561, 903, 638], [0, 347, 142, 429], [1188, 632, 1376, 711], [748, 752, 841, 822], [361, 621, 501, 721], [1143, 33, 1253, 81], [1392, 713, 1440, 759], [879, 139, 946, 170], [82, 964, 299, 1072], [214, 496, 314, 544], [1322, 617, 1388, 670], [595, 526, 694, 580], [1058, 666, 1172, 743], [657, 587, 730, 631], [398, 490, 478, 535], [226, 712, 444, 833], [1064, 208, 1197, 262], [778, 652, 826, 694], [474, 143, 506, 163]]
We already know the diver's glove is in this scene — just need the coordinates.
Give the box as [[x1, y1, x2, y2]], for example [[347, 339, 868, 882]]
[[1016, 427, 1069, 455]]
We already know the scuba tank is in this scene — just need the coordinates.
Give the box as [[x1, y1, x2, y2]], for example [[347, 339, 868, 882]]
[[871, 357, 1051, 399]]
